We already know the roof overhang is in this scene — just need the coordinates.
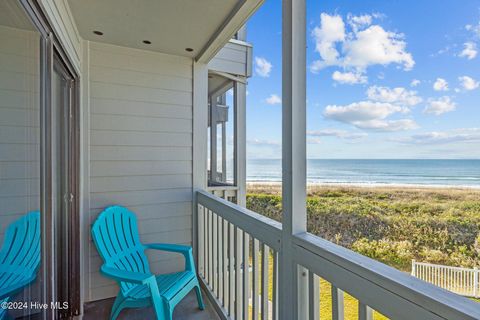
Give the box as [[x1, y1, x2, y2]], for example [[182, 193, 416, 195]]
[[67, 0, 264, 63]]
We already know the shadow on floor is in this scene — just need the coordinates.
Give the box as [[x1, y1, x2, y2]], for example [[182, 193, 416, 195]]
[[83, 290, 219, 320]]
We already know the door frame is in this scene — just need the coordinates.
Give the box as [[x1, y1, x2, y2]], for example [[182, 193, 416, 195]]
[[20, 0, 81, 318]]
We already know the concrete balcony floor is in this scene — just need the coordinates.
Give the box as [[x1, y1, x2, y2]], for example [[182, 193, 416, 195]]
[[83, 290, 219, 320]]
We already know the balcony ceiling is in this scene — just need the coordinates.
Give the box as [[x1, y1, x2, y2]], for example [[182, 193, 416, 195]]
[[68, 0, 244, 58]]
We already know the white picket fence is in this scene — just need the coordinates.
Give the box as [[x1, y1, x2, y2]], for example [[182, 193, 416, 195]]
[[411, 260, 479, 298]]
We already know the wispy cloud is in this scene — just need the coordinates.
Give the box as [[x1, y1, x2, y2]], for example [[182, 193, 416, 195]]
[[459, 42, 478, 60], [410, 79, 421, 87], [433, 78, 449, 91], [308, 129, 368, 140], [366, 86, 422, 107], [424, 96, 456, 115], [393, 128, 480, 144], [323, 101, 418, 131], [332, 71, 367, 84], [265, 94, 282, 105], [254, 57, 272, 77], [247, 138, 281, 147], [458, 75, 479, 91]]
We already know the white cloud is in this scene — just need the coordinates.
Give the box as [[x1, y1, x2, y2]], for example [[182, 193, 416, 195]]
[[366, 86, 422, 107], [394, 128, 480, 144], [311, 13, 346, 70], [323, 101, 418, 131], [458, 76, 479, 91], [424, 96, 456, 115], [459, 42, 478, 60], [347, 14, 373, 32], [247, 138, 281, 147], [465, 22, 480, 37], [265, 94, 282, 105], [410, 79, 421, 87], [332, 71, 367, 84], [433, 78, 449, 91], [310, 13, 414, 77], [254, 57, 272, 77], [307, 129, 368, 139]]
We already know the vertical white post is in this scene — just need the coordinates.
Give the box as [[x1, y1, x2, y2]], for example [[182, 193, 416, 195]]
[[193, 62, 208, 269], [280, 0, 307, 319], [474, 267, 478, 298], [411, 260, 416, 276], [234, 82, 247, 206]]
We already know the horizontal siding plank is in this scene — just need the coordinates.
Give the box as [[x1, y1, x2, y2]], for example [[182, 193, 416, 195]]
[[90, 65, 192, 92], [0, 90, 39, 109], [0, 52, 38, 75], [90, 160, 191, 177], [0, 144, 39, 161], [90, 146, 191, 161], [0, 195, 39, 215], [0, 162, 39, 179], [91, 98, 191, 119], [88, 201, 192, 224], [90, 113, 192, 133], [90, 130, 191, 147], [89, 188, 192, 209], [0, 107, 39, 127], [90, 81, 191, 106], [0, 126, 39, 144], [0, 178, 39, 197], [90, 174, 192, 193]]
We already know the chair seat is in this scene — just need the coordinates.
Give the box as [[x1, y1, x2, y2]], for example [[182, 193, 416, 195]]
[[125, 271, 196, 301]]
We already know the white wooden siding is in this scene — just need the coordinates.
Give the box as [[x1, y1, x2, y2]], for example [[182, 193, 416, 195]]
[[87, 42, 194, 301], [208, 41, 252, 76], [0, 26, 40, 241]]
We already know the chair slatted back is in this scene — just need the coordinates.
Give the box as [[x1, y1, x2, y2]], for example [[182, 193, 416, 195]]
[[91, 206, 151, 294], [0, 211, 41, 299]]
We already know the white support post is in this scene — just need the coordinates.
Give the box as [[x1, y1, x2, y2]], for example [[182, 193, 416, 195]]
[[234, 81, 247, 206], [279, 0, 307, 319], [411, 260, 416, 276], [474, 267, 478, 298], [193, 62, 209, 269]]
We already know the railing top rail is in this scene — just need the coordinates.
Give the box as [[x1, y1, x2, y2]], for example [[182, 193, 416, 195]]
[[293, 232, 480, 320], [413, 261, 478, 272], [196, 190, 282, 251]]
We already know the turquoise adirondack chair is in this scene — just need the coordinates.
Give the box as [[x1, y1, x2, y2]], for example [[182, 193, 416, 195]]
[[91, 206, 204, 320], [0, 211, 41, 320]]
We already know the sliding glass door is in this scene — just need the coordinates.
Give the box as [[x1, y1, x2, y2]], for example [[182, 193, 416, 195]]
[[0, 1, 43, 318], [0, 1, 80, 318]]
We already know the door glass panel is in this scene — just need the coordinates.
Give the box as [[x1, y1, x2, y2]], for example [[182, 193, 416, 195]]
[[52, 62, 71, 313], [0, 0, 42, 318]]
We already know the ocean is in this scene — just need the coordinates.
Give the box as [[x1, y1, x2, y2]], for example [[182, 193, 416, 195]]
[[247, 159, 480, 188]]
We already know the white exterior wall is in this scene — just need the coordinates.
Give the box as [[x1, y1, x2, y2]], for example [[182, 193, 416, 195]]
[[85, 42, 194, 301], [0, 26, 40, 242], [208, 40, 252, 77]]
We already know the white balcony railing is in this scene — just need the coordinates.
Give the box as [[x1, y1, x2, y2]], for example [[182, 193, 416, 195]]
[[195, 190, 480, 320]]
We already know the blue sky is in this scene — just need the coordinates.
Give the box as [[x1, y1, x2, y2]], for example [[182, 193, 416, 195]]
[[244, 0, 480, 159]]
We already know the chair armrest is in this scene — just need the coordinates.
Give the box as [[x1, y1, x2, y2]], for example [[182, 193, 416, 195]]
[[100, 266, 153, 284], [144, 243, 195, 272], [144, 243, 192, 253]]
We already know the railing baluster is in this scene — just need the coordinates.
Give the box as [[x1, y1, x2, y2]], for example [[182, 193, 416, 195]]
[[198, 204, 204, 278], [261, 244, 269, 320], [208, 209, 212, 287], [308, 272, 319, 320], [235, 227, 243, 320], [218, 215, 223, 302], [229, 222, 235, 316], [358, 302, 373, 320], [252, 239, 260, 320], [213, 212, 218, 295], [243, 233, 250, 319], [223, 218, 229, 308], [272, 251, 278, 320], [332, 286, 344, 320]]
